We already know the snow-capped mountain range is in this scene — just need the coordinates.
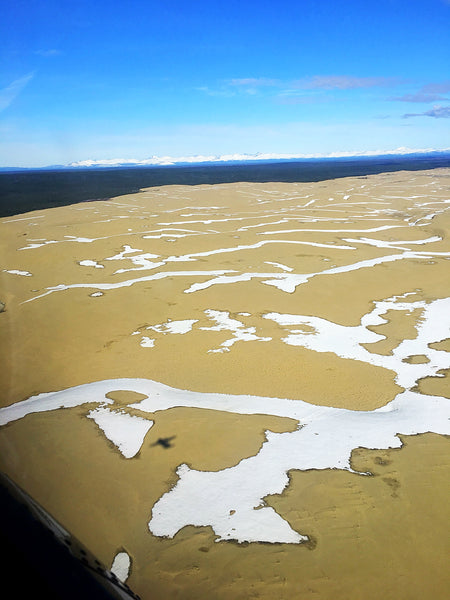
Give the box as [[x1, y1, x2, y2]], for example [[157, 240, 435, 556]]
[[68, 147, 449, 169]]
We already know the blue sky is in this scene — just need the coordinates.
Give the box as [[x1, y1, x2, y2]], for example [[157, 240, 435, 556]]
[[1, 0, 449, 167]]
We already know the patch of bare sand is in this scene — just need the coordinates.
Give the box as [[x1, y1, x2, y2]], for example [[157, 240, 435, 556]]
[[417, 368, 450, 398], [429, 338, 450, 352], [362, 307, 424, 355]]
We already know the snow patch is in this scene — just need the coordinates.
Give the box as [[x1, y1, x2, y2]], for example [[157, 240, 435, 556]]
[[111, 551, 131, 583], [87, 407, 153, 458]]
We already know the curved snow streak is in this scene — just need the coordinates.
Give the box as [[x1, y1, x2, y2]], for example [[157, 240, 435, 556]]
[[17, 226, 206, 251], [265, 261, 293, 272], [22, 270, 234, 303], [0, 378, 314, 429], [162, 206, 225, 213], [0, 382, 117, 426], [158, 216, 255, 226], [259, 225, 406, 236], [237, 216, 354, 232], [185, 272, 273, 294], [157, 208, 349, 227], [183, 250, 445, 295], [19, 235, 102, 249], [3, 269, 32, 276], [19, 239, 59, 250], [142, 228, 210, 240], [165, 238, 354, 264], [342, 235, 442, 250], [2, 215, 45, 223]]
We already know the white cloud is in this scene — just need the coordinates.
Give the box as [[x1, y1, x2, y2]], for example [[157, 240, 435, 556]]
[[403, 105, 450, 119], [390, 80, 450, 103], [199, 74, 398, 99], [0, 72, 35, 113], [294, 75, 396, 90]]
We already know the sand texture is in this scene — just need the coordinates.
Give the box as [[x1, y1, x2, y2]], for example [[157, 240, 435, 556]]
[[0, 169, 449, 598]]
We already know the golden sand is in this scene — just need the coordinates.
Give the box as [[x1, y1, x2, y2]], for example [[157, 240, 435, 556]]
[[0, 169, 449, 598]]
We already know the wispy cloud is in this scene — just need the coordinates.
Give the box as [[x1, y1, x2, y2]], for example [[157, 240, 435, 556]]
[[198, 74, 397, 100], [421, 80, 450, 94], [228, 78, 278, 87], [195, 85, 236, 97], [402, 105, 450, 119], [35, 49, 62, 57], [0, 72, 35, 113], [196, 78, 279, 97], [390, 80, 450, 103], [275, 93, 330, 105], [293, 75, 395, 90], [390, 92, 448, 103], [226, 78, 279, 96]]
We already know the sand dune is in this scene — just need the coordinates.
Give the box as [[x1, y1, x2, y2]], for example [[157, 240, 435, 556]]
[[0, 169, 449, 599]]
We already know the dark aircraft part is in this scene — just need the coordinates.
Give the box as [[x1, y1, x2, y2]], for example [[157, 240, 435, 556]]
[[0, 472, 141, 599]]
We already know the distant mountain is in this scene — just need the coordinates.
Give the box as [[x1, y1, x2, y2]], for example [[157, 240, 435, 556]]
[[66, 148, 450, 170]]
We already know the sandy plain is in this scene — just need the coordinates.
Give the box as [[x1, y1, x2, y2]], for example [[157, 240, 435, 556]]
[[0, 168, 449, 598]]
